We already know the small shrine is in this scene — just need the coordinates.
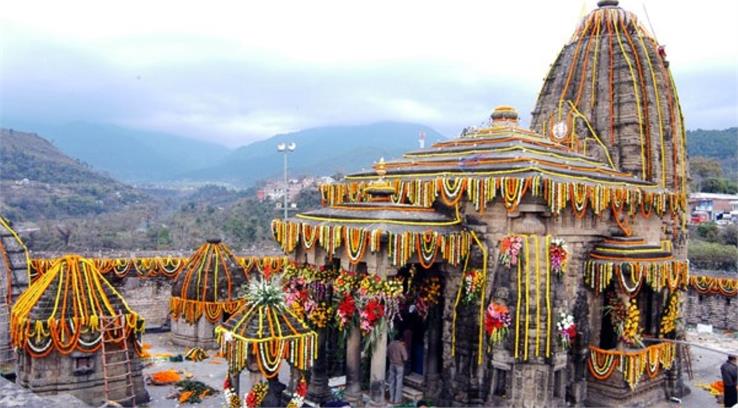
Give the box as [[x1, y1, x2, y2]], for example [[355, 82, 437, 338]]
[[10, 255, 148, 406], [216, 278, 317, 407], [170, 239, 249, 348]]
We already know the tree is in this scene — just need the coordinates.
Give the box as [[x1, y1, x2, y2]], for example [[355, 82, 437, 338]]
[[696, 222, 719, 243], [690, 156, 723, 179]]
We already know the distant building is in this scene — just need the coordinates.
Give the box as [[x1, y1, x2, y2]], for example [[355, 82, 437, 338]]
[[688, 192, 738, 222], [257, 176, 329, 203]]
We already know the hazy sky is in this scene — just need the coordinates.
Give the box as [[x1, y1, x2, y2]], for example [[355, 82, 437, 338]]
[[1, 0, 736, 147]]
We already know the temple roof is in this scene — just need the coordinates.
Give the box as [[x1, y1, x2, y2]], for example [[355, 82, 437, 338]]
[[171, 239, 248, 303], [344, 107, 659, 191], [295, 202, 463, 234], [10, 255, 144, 355], [215, 279, 317, 378], [589, 236, 675, 262], [531, 0, 687, 195]]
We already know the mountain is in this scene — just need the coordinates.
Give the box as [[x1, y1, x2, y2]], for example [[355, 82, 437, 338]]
[[686, 127, 738, 176], [0, 128, 147, 220], [3, 121, 231, 182], [184, 122, 446, 187]]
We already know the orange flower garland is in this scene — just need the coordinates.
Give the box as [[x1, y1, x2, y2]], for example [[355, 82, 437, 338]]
[[11, 255, 145, 358]]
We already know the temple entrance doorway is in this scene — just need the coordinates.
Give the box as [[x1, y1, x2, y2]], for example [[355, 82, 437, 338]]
[[395, 263, 444, 391], [399, 305, 426, 375]]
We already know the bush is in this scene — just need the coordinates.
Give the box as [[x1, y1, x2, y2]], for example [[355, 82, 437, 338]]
[[696, 222, 720, 242], [720, 224, 738, 247], [688, 241, 738, 271]]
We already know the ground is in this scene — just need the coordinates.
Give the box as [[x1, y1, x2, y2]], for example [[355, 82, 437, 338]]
[[677, 327, 738, 408], [140, 332, 292, 408], [138, 328, 738, 408]]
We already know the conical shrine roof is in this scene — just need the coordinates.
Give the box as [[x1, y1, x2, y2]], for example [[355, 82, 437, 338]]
[[215, 280, 317, 378], [171, 239, 248, 302], [10, 255, 144, 356], [531, 0, 687, 196], [170, 240, 249, 324]]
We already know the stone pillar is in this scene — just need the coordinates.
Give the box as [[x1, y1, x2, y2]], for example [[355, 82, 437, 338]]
[[229, 370, 241, 396], [424, 308, 442, 399], [344, 323, 363, 405], [368, 321, 388, 407], [308, 328, 332, 404]]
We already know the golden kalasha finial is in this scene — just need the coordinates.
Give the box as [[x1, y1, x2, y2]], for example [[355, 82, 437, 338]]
[[490, 105, 520, 127], [374, 157, 387, 178]]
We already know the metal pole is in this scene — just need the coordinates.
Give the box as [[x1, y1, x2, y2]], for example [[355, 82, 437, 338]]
[[283, 151, 288, 220], [642, 337, 736, 356]]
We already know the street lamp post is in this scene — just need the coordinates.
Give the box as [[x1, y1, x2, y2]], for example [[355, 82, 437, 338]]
[[276, 142, 296, 220]]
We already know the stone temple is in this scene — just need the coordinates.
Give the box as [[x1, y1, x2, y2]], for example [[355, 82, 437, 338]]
[[270, 1, 691, 406], [0, 1, 725, 407]]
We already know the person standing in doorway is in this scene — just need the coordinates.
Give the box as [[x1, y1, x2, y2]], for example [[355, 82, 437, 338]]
[[722, 354, 738, 408], [388, 332, 409, 404]]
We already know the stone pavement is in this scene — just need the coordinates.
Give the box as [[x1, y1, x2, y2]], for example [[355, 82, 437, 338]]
[[0, 374, 87, 408]]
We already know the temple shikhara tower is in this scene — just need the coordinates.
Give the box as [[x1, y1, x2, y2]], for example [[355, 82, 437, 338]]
[[270, 1, 691, 406]]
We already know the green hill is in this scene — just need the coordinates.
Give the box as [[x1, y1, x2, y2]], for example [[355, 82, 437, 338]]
[[687, 127, 738, 175], [0, 128, 147, 220], [183, 122, 446, 186], [3, 121, 232, 182]]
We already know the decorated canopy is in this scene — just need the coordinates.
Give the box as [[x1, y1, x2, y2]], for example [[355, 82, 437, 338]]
[[215, 279, 317, 378], [10, 255, 144, 357], [170, 239, 248, 324], [584, 236, 689, 296], [272, 201, 471, 267], [319, 107, 684, 218]]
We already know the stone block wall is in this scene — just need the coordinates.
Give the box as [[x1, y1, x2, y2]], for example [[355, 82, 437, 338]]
[[171, 317, 218, 349], [15, 340, 149, 406], [117, 278, 173, 330], [684, 289, 738, 331]]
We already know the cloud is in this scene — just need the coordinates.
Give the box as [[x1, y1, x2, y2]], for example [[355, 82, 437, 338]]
[[1, 0, 736, 147]]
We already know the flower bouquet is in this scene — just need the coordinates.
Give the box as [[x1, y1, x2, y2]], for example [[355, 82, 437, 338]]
[[556, 312, 576, 349], [461, 269, 484, 305], [549, 238, 569, 277], [485, 302, 511, 345], [499, 236, 523, 268]]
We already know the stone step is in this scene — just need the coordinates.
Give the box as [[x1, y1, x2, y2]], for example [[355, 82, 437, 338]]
[[402, 385, 424, 402], [404, 372, 424, 389]]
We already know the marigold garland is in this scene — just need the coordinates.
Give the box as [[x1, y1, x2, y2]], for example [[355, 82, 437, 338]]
[[319, 176, 684, 221], [501, 234, 555, 360], [584, 259, 689, 296], [690, 275, 738, 298], [10, 255, 145, 358], [31, 255, 289, 281], [215, 279, 318, 379], [0, 216, 32, 303], [587, 342, 677, 390], [170, 241, 249, 324], [659, 292, 680, 336], [271, 219, 471, 267], [245, 381, 268, 408]]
